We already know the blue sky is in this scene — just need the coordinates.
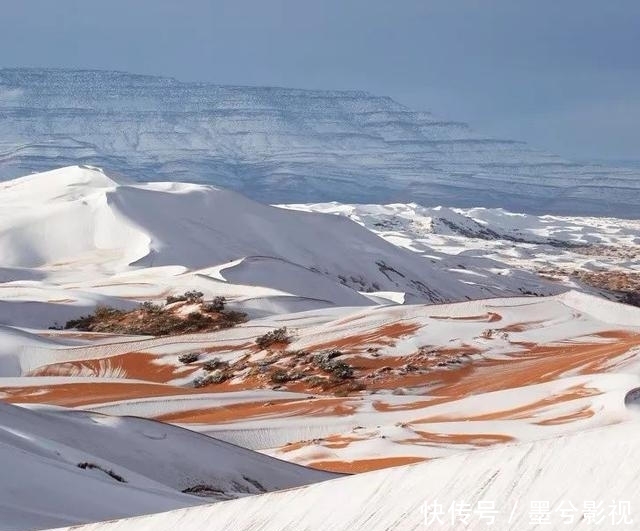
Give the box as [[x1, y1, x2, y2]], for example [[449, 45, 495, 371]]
[[1, 0, 638, 160]]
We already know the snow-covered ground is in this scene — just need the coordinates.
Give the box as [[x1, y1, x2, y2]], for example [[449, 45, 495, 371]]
[[0, 402, 336, 531], [50, 420, 640, 531], [0, 165, 567, 329], [10, 290, 632, 475], [2, 165, 640, 530], [282, 201, 640, 305]]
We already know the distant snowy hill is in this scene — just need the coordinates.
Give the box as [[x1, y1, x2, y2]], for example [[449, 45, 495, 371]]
[[282, 201, 640, 306], [1, 68, 639, 217]]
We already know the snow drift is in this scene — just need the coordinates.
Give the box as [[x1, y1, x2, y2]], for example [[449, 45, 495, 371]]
[[0, 402, 336, 531], [49, 420, 640, 531]]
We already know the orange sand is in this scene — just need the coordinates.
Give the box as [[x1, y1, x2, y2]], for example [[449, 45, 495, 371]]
[[156, 396, 356, 424], [309, 456, 426, 473]]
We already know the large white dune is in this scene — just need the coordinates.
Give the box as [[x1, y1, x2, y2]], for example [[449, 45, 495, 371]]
[[0, 402, 337, 531], [0, 165, 560, 318], [49, 419, 640, 531]]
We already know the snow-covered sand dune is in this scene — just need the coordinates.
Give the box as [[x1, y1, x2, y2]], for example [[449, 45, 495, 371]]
[[1, 164, 640, 531], [0, 165, 563, 330], [49, 420, 640, 531], [283, 201, 640, 306], [0, 402, 337, 531], [4, 290, 640, 476]]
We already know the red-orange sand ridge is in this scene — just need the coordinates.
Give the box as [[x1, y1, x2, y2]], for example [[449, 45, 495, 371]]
[[309, 456, 427, 473]]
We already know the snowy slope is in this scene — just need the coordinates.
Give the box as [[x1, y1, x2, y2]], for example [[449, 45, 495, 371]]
[[1, 68, 639, 217], [1, 161, 638, 531], [0, 165, 559, 317], [6, 289, 639, 472], [282, 201, 640, 249], [49, 420, 640, 531], [0, 326, 75, 376], [0, 402, 336, 531], [282, 201, 640, 305]]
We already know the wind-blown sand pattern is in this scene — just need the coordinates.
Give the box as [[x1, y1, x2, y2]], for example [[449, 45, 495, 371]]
[[3, 291, 640, 474]]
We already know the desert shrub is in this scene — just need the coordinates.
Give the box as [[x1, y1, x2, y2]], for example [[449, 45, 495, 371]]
[[255, 327, 290, 349], [208, 370, 228, 384], [202, 358, 229, 371], [93, 305, 124, 321], [270, 369, 293, 383], [330, 361, 354, 379], [193, 375, 208, 388], [63, 315, 100, 331], [186, 311, 206, 322], [166, 290, 204, 305], [178, 352, 200, 364], [193, 374, 208, 387], [64, 305, 123, 330], [185, 290, 204, 303], [304, 375, 331, 388], [133, 312, 210, 336], [60, 300, 246, 337], [219, 310, 247, 326], [140, 301, 163, 313], [207, 370, 228, 384], [193, 370, 227, 387], [202, 296, 226, 312], [313, 354, 332, 371], [334, 381, 367, 397], [313, 350, 342, 370], [324, 349, 343, 360], [312, 351, 353, 378], [188, 290, 204, 302]]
